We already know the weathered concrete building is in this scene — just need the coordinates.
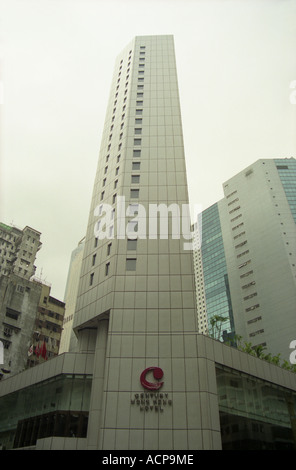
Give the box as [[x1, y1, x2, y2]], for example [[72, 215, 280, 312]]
[[0, 222, 65, 377], [0, 223, 42, 280], [0, 273, 42, 378], [27, 281, 66, 367]]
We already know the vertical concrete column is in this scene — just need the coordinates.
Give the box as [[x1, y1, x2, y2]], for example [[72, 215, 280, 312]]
[[87, 319, 109, 450], [76, 328, 97, 353]]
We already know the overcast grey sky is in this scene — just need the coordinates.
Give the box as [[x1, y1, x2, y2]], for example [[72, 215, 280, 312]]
[[0, 0, 295, 301]]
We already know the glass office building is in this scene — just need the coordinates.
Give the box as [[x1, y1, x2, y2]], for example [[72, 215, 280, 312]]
[[195, 158, 296, 361], [200, 203, 234, 341]]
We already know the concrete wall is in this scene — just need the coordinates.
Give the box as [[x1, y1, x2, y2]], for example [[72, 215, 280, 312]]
[[0, 274, 42, 377], [221, 159, 296, 360]]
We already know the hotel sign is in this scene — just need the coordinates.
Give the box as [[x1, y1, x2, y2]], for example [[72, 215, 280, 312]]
[[131, 367, 172, 412]]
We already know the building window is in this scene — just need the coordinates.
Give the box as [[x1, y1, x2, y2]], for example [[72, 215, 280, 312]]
[[243, 292, 257, 301], [134, 138, 141, 146], [132, 162, 141, 170], [245, 303, 260, 312], [127, 239, 137, 251], [235, 240, 247, 249], [6, 307, 21, 320], [240, 270, 253, 279], [136, 101, 143, 106], [131, 175, 140, 184], [90, 273, 94, 286], [228, 197, 239, 206], [134, 128, 142, 135], [128, 203, 139, 215], [130, 189, 139, 198], [249, 329, 264, 337], [97, 204, 103, 216], [105, 262, 110, 276], [127, 220, 138, 234], [133, 149, 141, 158], [115, 167, 119, 175], [234, 231, 246, 240], [242, 281, 256, 289], [126, 258, 137, 271], [238, 260, 251, 269], [136, 109, 143, 115], [229, 205, 241, 214], [107, 243, 112, 256]]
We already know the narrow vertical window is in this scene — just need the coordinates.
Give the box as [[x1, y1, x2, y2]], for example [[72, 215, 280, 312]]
[[126, 258, 137, 271]]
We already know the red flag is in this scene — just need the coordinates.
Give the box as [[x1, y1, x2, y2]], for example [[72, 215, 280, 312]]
[[35, 343, 40, 357], [41, 341, 47, 360]]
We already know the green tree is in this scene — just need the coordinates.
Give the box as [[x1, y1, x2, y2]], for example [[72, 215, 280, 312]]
[[208, 315, 228, 341]]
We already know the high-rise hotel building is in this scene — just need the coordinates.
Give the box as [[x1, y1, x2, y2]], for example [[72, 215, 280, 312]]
[[2, 38, 296, 452], [72, 35, 198, 449]]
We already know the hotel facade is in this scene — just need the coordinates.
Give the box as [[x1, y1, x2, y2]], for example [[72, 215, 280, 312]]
[[0, 37, 296, 451]]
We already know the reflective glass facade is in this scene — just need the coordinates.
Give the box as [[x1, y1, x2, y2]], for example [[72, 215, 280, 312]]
[[217, 365, 296, 450], [201, 203, 234, 341], [275, 158, 296, 224], [0, 374, 92, 449]]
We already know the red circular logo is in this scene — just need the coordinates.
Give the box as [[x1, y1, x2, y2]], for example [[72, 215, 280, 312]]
[[140, 367, 164, 391]]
